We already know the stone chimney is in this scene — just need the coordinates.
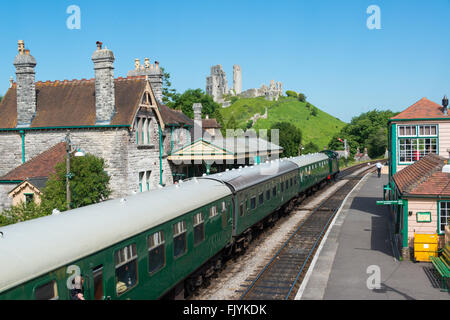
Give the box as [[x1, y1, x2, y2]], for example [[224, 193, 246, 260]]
[[148, 60, 163, 103], [14, 40, 37, 128], [193, 103, 203, 141], [127, 58, 163, 103], [92, 41, 116, 125], [193, 103, 202, 121]]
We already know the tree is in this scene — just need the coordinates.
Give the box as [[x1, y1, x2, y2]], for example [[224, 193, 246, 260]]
[[160, 68, 179, 105], [0, 95, 3, 103], [327, 109, 398, 157], [168, 89, 221, 120], [303, 141, 320, 154], [298, 93, 306, 103], [311, 106, 318, 117], [41, 154, 112, 212], [285, 90, 298, 98], [0, 202, 46, 227], [269, 122, 302, 157], [367, 127, 388, 159]]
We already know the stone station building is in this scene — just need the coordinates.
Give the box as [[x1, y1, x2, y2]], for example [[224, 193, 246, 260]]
[[0, 41, 283, 211], [0, 41, 192, 210]]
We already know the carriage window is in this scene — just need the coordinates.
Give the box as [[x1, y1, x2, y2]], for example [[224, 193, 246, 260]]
[[281, 182, 284, 192], [290, 178, 293, 187], [35, 280, 58, 300], [221, 201, 226, 212], [173, 221, 187, 258], [193, 213, 205, 246], [272, 186, 277, 197], [148, 231, 165, 273], [285, 180, 289, 190], [93, 265, 104, 300], [250, 197, 256, 210], [209, 206, 218, 218], [259, 193, 264, 205], [266, 190, 271, 201], [115, 244, 138, 295]]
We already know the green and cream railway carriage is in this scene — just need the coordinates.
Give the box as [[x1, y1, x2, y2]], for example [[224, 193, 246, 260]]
[[0, 152, 339, 300]]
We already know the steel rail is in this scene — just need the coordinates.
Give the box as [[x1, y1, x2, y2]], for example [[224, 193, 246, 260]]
[[239, 163, 377, 300]]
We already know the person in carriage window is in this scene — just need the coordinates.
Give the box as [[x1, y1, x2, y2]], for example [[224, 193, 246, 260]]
[[70, 275, 85, 300]]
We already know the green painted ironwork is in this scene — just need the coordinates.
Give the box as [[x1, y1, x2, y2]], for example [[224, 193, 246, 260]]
[[20, 130, 25, 164]]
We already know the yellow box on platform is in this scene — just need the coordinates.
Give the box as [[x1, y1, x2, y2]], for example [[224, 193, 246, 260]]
[[414, 233, 438, 262]]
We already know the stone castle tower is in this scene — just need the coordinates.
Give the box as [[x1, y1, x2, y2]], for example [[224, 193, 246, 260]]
[[206, 65, 228, 102], [233, 65, 242, 95]]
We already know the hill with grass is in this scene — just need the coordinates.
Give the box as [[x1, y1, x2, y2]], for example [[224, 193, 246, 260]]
[[220, 96, 346, 149]]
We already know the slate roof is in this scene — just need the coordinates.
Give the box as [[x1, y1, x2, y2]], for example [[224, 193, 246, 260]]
[[390, 98, 449, 120], [0, 76, 190, 128], [202, 118, 221, 129], [0, 142, 67, 181], [158, 104, 193, 127], [393, 153, 450, 196]]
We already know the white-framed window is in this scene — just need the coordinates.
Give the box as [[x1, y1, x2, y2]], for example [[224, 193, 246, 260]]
[[193, 213, 205, 245], [398, 125, 417, 137], [146, 171, 151, 191], [114, 244, 138, 295], [173, 221, 187, 258], [209, 205, 218, 218], [439, 202, 450, 234], [419, 125, 437, 137], [398, 138, 437, 163], [139, 172, 145, 192], [221, 201, 226, 212], [148, 231, 165, 273]]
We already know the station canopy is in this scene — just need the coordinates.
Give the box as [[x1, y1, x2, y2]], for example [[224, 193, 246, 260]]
[[168, 137, 283, 163]]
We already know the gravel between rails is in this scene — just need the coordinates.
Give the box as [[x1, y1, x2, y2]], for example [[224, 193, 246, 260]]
[[190, 179, 348, 300]]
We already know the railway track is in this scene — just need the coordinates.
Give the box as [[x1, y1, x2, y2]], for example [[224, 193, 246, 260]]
[[238, 161, 381, 300]]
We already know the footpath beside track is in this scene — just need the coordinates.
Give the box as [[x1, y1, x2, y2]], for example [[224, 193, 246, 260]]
[[238, 162, 379, 300]]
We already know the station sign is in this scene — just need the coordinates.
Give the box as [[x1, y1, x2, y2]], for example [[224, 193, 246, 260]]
[[416, 212, 432, 223], [376, 200, 404, 205]]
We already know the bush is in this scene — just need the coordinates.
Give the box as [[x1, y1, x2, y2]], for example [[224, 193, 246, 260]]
[[298, 93, 306, 102], [303, 142, 320, 154], [0, 202, 46, 227], [285, 90, 298, 98]]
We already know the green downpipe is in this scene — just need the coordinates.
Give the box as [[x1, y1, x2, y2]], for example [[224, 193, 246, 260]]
[[390, 123, 397, 176], [159, 124, 163, 186], [402, 199, 409, 248], [170, 126, 174, 154], [20, 130, 25, 163]]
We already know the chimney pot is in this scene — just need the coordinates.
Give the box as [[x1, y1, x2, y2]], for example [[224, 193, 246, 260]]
[[18, 40, 25, 55]]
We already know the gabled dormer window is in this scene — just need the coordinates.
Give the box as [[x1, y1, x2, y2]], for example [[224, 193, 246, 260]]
[[136, 117, 153, 146]]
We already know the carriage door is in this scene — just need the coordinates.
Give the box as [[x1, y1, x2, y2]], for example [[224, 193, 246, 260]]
[[91, 265, 104, 300]]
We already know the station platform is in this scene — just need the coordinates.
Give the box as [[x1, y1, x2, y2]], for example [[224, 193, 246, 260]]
[[298, 172, 449, 300]]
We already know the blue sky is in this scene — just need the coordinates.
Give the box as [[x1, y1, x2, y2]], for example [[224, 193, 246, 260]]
[[0, 0, 449, 122]]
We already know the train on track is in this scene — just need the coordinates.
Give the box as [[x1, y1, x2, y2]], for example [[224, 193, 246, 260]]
[[0, 150, 339, 300]]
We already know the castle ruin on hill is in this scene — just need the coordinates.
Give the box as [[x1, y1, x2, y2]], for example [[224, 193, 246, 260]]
[[206, 64, 283, 105]]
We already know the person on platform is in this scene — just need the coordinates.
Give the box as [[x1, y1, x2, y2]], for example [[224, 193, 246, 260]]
[[376, 162, 382, 178]]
